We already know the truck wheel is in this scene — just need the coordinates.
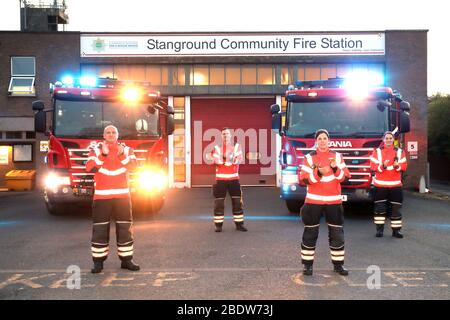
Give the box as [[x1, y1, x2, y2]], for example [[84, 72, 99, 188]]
[[45, 201, 66, 215], [286, 200, 302, 213]]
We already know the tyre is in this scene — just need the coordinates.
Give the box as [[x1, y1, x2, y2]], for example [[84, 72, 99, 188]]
[[286, 200, 303, 213], [45, 200, 67, 215]]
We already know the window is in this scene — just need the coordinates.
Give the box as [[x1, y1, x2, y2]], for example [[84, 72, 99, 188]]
[[26, 131, 36, 139], [6, 132, 23, 139], [225, 66, 240, 85], [210, 66, 225, 85], [9, 57, 36, 96], [191, 66, 209, 85], [13, 144, 33, 162], [257, 66, 274, 85], [241, 66, 256, 85]]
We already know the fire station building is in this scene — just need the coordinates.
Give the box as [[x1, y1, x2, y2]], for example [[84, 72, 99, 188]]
[[0, 30, 428, 189]]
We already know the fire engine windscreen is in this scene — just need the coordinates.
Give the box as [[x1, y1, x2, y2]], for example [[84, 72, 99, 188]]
[[53, 99, 159, 138], [286, 100, 388, 137]]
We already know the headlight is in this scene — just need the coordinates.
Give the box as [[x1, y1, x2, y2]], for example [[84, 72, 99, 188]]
[[137, 170, 168, 192], [281, 173, 299, 185], [45, 173, 70, 191]]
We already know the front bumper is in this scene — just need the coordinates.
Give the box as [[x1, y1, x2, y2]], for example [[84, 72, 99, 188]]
[[280, 183, 374, 203], [44, 186, 166, 205]]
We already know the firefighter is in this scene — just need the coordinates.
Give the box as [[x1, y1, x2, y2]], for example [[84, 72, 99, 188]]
[[86, 125, 140, 273], [370, 131, 408, 238], [298, 129, 351, 276], [211, 128, 247, 232]]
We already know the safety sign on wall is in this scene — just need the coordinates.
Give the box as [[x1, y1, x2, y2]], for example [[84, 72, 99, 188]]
[[407, 141, 418, 160]]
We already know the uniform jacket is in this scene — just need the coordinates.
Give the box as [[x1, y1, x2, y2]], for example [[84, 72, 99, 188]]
[[370, 145, 407, 188], [299, 149, 350, 205], [86, 142, 137, 200], [211, 142, 244, 181]]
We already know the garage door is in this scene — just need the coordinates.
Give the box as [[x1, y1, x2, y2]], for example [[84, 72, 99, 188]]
[[191, 97, 276, 186]]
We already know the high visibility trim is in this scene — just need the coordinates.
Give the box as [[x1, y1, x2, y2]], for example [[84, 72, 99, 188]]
[[118, 245, 133, 252], [398, 158, 407, 164], [88, 156, 104, 165], [301, 243, 315, 249], [386, 165, 395, 171], [98, 167, 127, 176], [117, 240, 133, 246], [93, 147, 101, 157], [304, 224, 320, 228], [337, 162, 346, 170], [215, 198, 226, 201], [92, 251, 109, 258], [301, 165, 313, 174], [301, 249, 315, 255], [94, 188, 130, 195], [331, 256, 345, 261], [216, 173, 239, 178], [118, 251, 133, 257], [374, 217, 386, 221], [330, 250, 345, 256], [301, 256, 315, 261], [305, 154, 313, 167], [327, 223, 343, 228], [309, 172, 318, 183], [91, 246, 109, 253], [306, 193, 342, 201], [93, 221, 110, 225], [233, 215, 244, 218], [373, 178, 402, 186], [335, 170, 344, 181], [320, 175, 336, 182], [92, 242, 109, 246], [116, 221, 132, 224], [391, 202, 402, 205], [374, 199, 387, 203], [329, 245, 344, 250], [375, 221, 385, 225]]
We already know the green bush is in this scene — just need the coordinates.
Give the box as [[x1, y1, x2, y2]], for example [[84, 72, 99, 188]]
[[428, 94, 450, 157]]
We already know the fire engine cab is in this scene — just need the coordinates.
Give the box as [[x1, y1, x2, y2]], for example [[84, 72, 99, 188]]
[[32, 76, 174, 215], [271, 76, 411, 213]]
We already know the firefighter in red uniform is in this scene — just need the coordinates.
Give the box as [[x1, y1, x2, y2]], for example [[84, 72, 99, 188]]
[[211, 128, 247, 232], [370, 131, 408, 238], [86, 125, 140, 273], [298, 129, 351, 276]]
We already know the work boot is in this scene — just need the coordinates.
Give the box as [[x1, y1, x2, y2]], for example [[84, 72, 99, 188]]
[[91, 261, 103, 274], [303, 264, 313, 276], [333, 265, 349, 276], [392, 229, 404, 238], [215, 224, 223, 232], [235, 222, 248, 232], [121, 260, 140, 271], [376, 225, 384, 238]]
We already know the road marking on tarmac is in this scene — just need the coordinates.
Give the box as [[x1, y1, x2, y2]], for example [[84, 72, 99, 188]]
[[0, 268, 448, 290]]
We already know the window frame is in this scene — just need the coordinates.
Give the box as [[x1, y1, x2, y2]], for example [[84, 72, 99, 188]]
[[9, 56, 36, 96]]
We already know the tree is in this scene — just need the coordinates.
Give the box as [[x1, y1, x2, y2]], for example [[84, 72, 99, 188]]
[[428, 94, 450, 157]]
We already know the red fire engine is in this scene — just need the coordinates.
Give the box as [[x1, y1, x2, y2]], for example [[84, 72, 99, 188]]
[[32, 76, 174, 215], [271, 77, 411, 213]]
